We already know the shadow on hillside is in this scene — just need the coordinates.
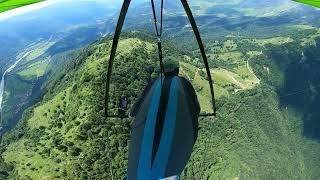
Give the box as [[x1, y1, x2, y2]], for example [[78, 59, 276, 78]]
[[278, 44, 320, 140]]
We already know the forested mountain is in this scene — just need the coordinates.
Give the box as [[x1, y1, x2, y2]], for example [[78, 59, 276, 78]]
[[0, 0, 320, 179], [1, 28, 320, 179]]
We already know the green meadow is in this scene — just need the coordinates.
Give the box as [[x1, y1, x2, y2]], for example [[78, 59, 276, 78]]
[[0, 0, 44, 13]]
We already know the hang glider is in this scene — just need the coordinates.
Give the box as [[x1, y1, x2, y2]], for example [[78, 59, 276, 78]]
[[106, 0, 216, 179], [0, 0, 44, 13], [294, 0, 320, 8]]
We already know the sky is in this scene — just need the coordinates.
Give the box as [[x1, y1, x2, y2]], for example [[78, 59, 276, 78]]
[[0, 0, 149, 22]]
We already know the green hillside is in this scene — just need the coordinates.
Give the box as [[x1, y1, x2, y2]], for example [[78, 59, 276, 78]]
[[0, 30, 320, 179], [0, 0, 44, 13], [0, 34, 159, 179], [294, 0, 320, 8]]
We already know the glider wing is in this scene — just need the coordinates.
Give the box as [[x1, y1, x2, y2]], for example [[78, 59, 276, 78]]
[[294, 0, 320, 8], [0, 0, 44, 13]]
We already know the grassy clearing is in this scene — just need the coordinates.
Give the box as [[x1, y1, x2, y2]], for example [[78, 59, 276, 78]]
[[118, 38, 154, 55], [217, 51, 243, 63], [233, 62, 260, 88], [0, 0, 44, 13], [14, 39, 54, 69], [14, 39, 54, 80], [213, 66, 259, 91], [180, 61, 260, 112], [24, 41, 55, 62], [17, 58, 49, 80], [180, 62, 227, 112], [252, 37, 294, 46], [180, 62, 197, 80]]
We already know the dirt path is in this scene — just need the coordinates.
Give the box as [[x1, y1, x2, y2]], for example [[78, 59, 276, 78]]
[[247, 60, 260, 83]]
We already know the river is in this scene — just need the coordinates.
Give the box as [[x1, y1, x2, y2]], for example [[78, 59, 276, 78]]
[[0, 51, 32, 112]]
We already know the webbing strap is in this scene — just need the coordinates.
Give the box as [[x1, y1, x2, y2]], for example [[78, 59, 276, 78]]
[[105, 0, 131, 116], [180, 0, 216, 115], [151, 0, 165, 77], [150, 0, 163, 37]]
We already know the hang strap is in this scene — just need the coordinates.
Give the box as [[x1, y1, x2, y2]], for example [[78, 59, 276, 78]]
[[150, 0, 163, 37], [180, 0, 216, 115], [151, 0, 165, 77]]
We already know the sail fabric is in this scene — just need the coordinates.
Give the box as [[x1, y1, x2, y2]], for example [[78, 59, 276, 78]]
[[127, 76, 200, 180], [294, 0, 320, 8], [0, 0, 44, 13]]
